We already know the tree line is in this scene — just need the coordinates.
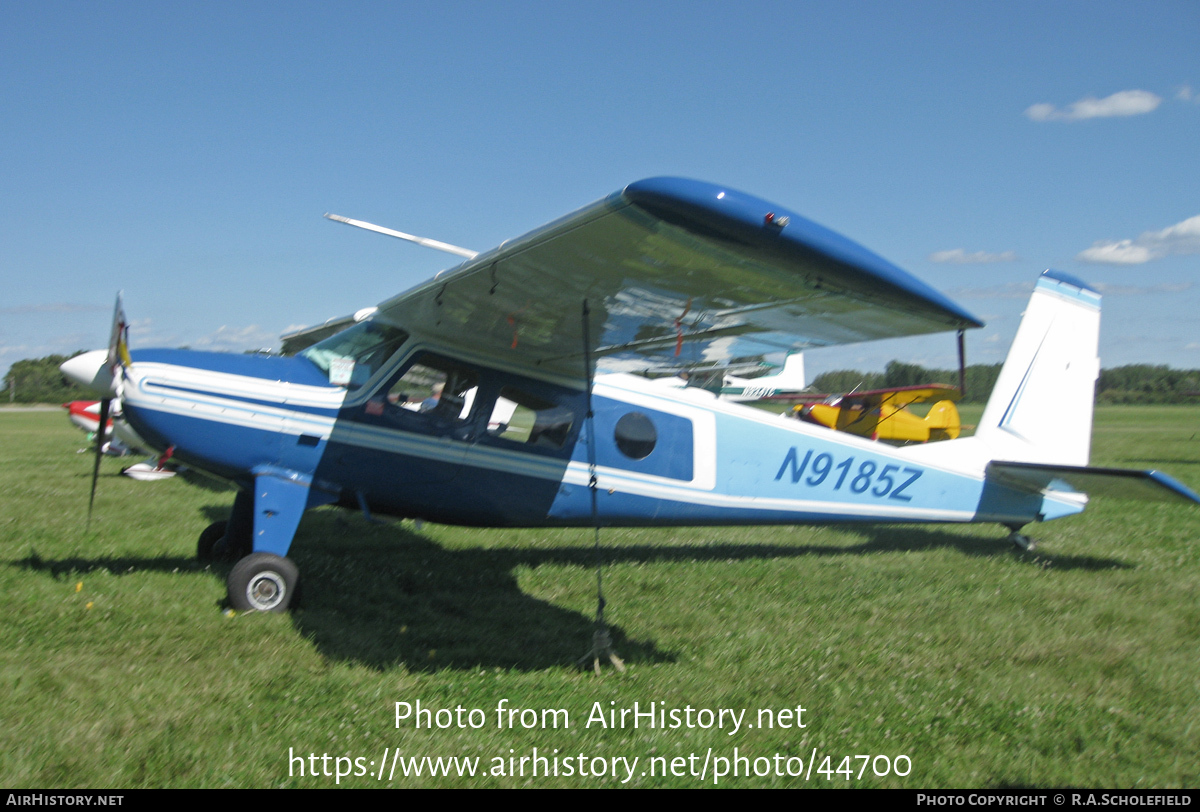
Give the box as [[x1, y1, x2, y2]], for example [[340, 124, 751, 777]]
[[812, 361, 1200, 405], [3, 354, 94, 404], [3, 352, 1199, 406]]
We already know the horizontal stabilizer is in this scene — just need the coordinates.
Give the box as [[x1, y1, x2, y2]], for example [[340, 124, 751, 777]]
[[986, 461, 1200, 504]]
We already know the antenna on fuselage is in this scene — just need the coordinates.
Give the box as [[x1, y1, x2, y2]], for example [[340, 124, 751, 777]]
[[323, 213, 479, 259]]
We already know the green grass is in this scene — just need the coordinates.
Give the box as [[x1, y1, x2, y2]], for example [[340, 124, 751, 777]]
[[1, 408, 1198, 788]]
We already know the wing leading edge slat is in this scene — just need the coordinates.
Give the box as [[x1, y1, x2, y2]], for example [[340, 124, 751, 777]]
[[373, 178, 982, 381]]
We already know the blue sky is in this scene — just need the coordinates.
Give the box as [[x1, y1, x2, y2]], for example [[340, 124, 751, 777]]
[[2, 2, 1197, 381]]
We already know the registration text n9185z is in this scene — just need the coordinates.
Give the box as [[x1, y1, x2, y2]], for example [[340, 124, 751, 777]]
[[774, 448, 923, 501]]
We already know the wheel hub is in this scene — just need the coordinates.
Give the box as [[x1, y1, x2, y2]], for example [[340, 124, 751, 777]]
[[247, 572, 285, 610]]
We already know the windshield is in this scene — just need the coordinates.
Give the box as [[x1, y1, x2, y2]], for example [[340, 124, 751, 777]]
[[300, 321, 410, 389]]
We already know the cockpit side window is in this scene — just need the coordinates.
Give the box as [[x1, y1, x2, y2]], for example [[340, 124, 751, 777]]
[[357, 353, 480, 438], [488, 386, 575, 449], [380, 357, 478, 423]]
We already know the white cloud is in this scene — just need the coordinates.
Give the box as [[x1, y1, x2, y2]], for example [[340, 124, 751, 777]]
[[1025, 89, 1162, 121], [929, 249, 1018, 264], [1091, 281, 1193, 295], [189, 324, 278, 353], [1178, 85, 1196, 102], [701, 336, 739, 364], [127, 317, 156, 339], [944, 281, 1035, 300], [1077, 214, 1200, 264], [1077, 242, 1153, 264]]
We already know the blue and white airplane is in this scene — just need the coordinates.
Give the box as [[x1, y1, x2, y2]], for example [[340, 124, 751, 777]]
[[61, 178, 1198, 614]]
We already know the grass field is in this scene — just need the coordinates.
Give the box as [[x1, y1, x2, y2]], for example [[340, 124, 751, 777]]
[[1, 406, 1197, 788]]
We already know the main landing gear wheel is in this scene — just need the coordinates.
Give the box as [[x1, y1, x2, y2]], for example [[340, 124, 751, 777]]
[[227, 553, 299, 613]]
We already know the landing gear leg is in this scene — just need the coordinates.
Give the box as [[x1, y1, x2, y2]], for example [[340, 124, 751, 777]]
[[1006, 525, 1036, 551], [223, 469, 335, 612]]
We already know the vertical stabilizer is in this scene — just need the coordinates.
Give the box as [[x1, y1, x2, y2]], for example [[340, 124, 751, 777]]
[[975, 271, 1101, 466], [776, 351, 806, 390], [720, 351, 806, 400]]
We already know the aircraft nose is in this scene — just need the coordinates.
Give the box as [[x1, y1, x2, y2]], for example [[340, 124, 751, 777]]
[[60, 350, 118, 397]]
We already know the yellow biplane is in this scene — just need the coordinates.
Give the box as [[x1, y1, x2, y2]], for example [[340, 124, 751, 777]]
[[793, 384, 962, 444]]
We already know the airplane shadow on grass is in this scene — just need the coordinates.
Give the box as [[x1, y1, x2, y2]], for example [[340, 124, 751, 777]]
[[14, 508, 1131, 673], [1120, 457, 1200, 467]]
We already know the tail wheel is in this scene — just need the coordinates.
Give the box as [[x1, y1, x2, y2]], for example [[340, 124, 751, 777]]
[[196, 521, 228, 560], [227, 553, 299, 613], [1005, 525, 1036, 551], [197, 520, 251, 561]]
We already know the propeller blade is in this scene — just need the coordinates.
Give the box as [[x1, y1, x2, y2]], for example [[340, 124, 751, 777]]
[[87, 397, 112, 525], [79, 294, 130, 527], [108, 292, 129, 373]]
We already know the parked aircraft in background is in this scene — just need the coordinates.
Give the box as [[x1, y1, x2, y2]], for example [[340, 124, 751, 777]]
[[654, 352, 808, 401], [61, 178, 1199, 619], [64, 400, 115, 440], [793, 384, 962, 444], [62, 401, 175, 479], [718, 352, 807, 401]]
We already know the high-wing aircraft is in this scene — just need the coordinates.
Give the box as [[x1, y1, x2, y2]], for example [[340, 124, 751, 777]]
[[716, 352, 807, 401], [640, 352, 806, 401], [61, 178, 1199, 619], [793, 384, 962, 444]]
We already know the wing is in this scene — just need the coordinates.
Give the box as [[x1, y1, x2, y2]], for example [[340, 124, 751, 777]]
[[372, 178, 982, 381], [853, 384, 963, 409]]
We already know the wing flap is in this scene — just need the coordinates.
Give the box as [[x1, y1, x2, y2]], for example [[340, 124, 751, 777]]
[[374, 178, 982, 380]]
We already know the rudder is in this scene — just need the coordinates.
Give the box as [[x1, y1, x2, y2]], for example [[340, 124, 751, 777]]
[[975, 270, 1100, 466]]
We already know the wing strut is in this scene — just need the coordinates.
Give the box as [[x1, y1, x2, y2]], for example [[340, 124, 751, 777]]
[[323, 213, 479, 259], [576, 298, 625, 674], [957, 329, 967, 399]]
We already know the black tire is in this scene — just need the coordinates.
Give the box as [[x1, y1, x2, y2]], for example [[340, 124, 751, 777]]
[[197, 521, 228, 561], [227, 553, 299, 613]]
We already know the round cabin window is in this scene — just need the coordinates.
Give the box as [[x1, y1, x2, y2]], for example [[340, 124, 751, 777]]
[[614, 412, 656, 460]]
